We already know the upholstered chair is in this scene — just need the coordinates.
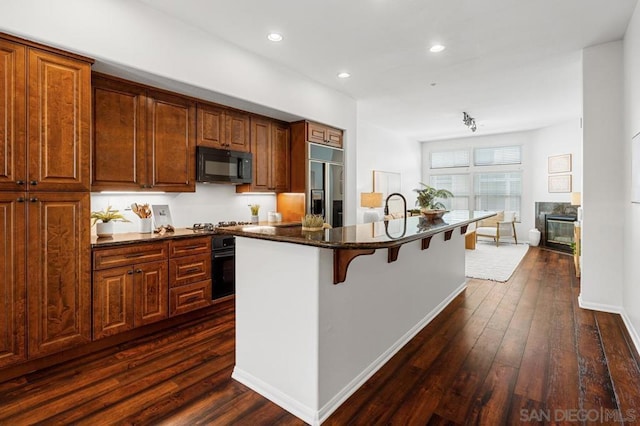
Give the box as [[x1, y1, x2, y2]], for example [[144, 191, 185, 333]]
[[475, 211, 518, 246]]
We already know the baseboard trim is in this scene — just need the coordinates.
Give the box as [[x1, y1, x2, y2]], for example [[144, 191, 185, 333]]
[[232, 281, 468, 426], [578, 295, 623, 314], [620, 310, 640, 358], [232, 367, 318, 425]]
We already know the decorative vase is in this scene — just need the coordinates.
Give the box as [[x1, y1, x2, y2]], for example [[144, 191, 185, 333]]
[[140, 217, 153, 233], [96, 221, 114, 238], [251, 215, 259, 224]]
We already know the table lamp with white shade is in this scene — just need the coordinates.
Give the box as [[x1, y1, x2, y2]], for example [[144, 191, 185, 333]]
[[361, 192, 383, 223]]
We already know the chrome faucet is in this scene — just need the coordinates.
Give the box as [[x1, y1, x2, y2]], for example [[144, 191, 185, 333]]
[[384, 192, 407, 217]]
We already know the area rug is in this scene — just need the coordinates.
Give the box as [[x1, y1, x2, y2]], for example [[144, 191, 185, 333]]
[[465, 241, 529, 282]]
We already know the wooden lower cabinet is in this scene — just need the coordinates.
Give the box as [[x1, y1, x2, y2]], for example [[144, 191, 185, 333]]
[[27, 192, 91, 358], [93, 260, 168, 339], [0, 193, 26, 367], [168, 237, 212, 317], [92, 237, 212, 339], [92, 243, 169, 340]]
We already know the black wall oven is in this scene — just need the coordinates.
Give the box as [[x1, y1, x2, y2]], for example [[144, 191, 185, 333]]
[[212, 235, 235, 299]]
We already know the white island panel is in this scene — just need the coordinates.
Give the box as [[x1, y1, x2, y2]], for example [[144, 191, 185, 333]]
[[232, 230, 466, 425]]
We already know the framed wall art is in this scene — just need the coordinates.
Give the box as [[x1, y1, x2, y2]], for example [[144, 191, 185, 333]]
[[548, 175, 572, 193], [548, 154, 572, 174]]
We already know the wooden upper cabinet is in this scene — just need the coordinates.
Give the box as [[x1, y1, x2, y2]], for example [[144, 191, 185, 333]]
[[91, 74, 147, 191], [27, 49, 91, 191], [225, 110, 250, 152], [197, 103, 250, 152], [197, 103, 224, 149], [147, 90, 196, 192], [299, 120, 343, 149], [0, 39, 27, 192], [249, 116, 271, 192], [91, 74, 196, 192], [237, 117, 290, 193], [27, 192, 91, 358], [0, 192, 26, 368], [272, 122, 291, 192]]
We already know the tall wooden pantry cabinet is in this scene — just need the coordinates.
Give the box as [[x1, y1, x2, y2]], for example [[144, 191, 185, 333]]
[[0, 33, 92, 366]]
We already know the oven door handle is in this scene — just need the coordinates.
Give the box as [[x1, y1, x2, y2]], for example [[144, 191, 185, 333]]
[[212, 251, 235, 259]]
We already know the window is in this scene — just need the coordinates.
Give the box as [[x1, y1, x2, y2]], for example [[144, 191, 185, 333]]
[[474, 145, 521, 166], [431, 150, 470, 169], [474, 172, 522, 218], [429, 174, 470, 210]]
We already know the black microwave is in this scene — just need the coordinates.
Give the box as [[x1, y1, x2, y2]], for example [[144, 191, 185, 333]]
[[196, 147, 252, 184]]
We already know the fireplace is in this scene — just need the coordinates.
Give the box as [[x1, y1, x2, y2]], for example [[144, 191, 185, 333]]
[[535, 202, 578, 253]]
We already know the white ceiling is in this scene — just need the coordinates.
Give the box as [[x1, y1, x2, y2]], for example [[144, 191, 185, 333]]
[[137, 0, 637, 141]]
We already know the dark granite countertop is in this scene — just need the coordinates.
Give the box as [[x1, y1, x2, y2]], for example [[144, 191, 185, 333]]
[[91, 228, 215, 248], [216, 211, 496, 249]]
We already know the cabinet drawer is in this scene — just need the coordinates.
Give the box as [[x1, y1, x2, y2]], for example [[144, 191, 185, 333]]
[[169, 253, 211, 287], [169, 280, 212, 317], [93, 242, 168, 270], [170, 237, 211, 258]]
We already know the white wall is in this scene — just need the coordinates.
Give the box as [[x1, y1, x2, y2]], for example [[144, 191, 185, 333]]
[[356, 119, 421, 222], [580, 41, 625, 311], [0, 0, 359, 225], [420, 120, 582, 242], [623, 4, 640, 349]]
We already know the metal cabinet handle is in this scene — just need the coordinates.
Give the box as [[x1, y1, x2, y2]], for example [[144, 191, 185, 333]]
[[135, 269, 143, 274], [16, 197, 25, 203], [127, 270, 134, 275], [185, 268, 200, 274], [29, 180, 37, 186], [29, 197, 38, 202], [16, 180, 24, 185]]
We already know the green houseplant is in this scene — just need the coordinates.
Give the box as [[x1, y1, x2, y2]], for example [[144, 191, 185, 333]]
[[91, 205, 130, 238], [413, 183, 454, 219]]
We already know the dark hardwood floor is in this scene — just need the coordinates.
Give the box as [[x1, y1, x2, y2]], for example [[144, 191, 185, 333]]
[[1, 247, 639, 425]]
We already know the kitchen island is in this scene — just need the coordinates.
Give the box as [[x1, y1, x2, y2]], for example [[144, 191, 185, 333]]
[[218, 211, 494, 425]]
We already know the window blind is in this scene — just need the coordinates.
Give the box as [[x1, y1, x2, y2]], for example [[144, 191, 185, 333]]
[[429, 174, 470, 210], [474, 145, 521, 166], [431, 150, 470, 169]]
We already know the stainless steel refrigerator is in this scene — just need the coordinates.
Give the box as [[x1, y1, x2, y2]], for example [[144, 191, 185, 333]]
[[307, 143, 344, 228]]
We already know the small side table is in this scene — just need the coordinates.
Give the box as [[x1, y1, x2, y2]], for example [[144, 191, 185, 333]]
[[465, 230, 476, 250]]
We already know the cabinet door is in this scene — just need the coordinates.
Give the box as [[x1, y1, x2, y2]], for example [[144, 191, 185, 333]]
[[197, 103, 225, 149], [249, 116, 272, 191], [272, 122, 291, 192], [91, 74, 147, 191], [326, 127, 343, 148], [0, 39, 27, 191], [27, 192, 91, 358], [147, 90, 196, 192], [93, 266, 134, 340], [134, 260, 168, 327], [225, 110, 250, 152], [0, 193, 26, 367], [307, 122, 328, 145], [27, 49, 90, 191]]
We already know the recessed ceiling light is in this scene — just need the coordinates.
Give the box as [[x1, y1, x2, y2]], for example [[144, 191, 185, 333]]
[[267, 33, 283, 42], [337, 72, 351, 79], [429, 44, 445, 53]]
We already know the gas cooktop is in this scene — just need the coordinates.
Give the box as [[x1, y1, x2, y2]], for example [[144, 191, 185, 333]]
[[190, 221, 252, 232]]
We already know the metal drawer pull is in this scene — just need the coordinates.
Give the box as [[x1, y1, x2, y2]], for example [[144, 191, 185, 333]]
[[185, 267, 201, 274], [124, 253, 146, 258], [181, 245, 204, 250]]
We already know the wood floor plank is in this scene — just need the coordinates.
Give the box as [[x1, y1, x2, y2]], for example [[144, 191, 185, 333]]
[[466, 362, 519, 425]]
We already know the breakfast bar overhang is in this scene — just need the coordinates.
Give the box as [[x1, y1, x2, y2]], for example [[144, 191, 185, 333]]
[[218, 212, 494, 425]]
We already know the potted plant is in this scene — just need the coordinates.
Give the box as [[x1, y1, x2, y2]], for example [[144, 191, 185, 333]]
[[91, 205, 130, 238], [413, 183, 454, 220], [248, 204, 260, 223]]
